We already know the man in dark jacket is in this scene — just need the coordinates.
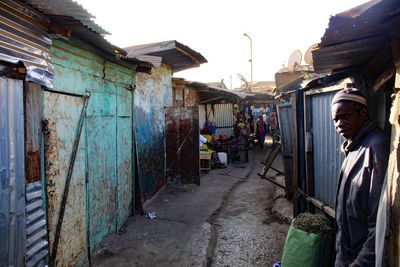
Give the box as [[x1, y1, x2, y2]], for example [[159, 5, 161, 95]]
[[331, 88, 389, 267]]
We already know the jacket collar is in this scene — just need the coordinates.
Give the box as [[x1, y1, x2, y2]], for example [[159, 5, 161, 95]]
[[341, 120, 378, 154]]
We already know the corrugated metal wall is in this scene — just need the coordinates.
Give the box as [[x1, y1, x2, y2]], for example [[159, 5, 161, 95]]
[[0, 1, 53, 87], [277, 103, 295, 198], [43, 37, 135, 266], [210, 103, 235, 137], [25, 83, 48, 267], [0, 77, 26, 267], [307, 90, 343, 208], [25, 181, 48, 267], [135, 65, 172, 202]]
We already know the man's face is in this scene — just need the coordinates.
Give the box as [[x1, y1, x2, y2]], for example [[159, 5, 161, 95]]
[[331, 101, 368, 140]]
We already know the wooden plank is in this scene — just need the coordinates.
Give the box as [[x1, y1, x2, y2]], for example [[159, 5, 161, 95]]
[[258, 143, 281, 177], [304, 94, 315, 213], [291, 92, 300, 216]]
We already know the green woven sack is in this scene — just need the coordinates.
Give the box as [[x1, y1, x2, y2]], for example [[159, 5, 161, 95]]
[[281, 213, 333, 267]]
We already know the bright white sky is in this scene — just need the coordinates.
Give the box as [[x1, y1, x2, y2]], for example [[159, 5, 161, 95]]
[[75, 0, 368, 89]]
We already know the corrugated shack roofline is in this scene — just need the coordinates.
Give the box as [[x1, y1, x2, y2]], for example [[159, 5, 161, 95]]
[[275, 73, 354, 100], [124, 40, 207, 73], [183, 80, 245, 104], [312, 0, 400, 74], [185, 80, 275, 104], [22, 0, 151, 70]]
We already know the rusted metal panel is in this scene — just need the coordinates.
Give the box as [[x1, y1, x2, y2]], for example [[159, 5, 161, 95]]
[[24, 82, 49, 266], [165, 107, 200, 185], [313, 35, 389, 74], [135, 65, 172, 201], [0, 77, 25, 267], [25, 82, 42, 183], [320, 0, 393, 47], [0, 1, 53, 87], [43, 91, 88, 267]]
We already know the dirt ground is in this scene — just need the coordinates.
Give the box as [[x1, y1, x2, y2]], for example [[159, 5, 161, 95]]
[[92, 142, 291, 267]]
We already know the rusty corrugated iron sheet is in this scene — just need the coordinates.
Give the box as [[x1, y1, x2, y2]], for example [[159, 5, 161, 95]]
[[125, 40, 207, 73], [320, 0, 388, 47], [313, 0, 400, 74], [25, 83, 43, 183], [0, 77, 26, 267], [313, 35, 390, 74]]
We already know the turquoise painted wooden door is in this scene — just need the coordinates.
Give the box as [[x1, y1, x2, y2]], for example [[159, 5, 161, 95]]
[[87, 84, 133, 249]]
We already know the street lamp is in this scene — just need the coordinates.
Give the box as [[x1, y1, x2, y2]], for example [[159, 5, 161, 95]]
[[243, 33, 253, 86]]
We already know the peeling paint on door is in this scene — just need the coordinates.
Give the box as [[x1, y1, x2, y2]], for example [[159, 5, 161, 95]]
[[44, 37, 136, 266]]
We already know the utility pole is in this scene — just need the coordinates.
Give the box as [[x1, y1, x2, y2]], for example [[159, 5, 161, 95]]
[[243, 33, 253, 87]]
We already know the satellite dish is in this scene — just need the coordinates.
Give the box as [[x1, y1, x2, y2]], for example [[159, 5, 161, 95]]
[[237, 73, 250, 92], [288, 50, 302, 72], [304, 43, 318, 66], [237, 73, 248, 84]]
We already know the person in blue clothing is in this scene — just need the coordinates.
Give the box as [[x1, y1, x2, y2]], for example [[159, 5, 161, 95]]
[[331, 88, 389, 267]]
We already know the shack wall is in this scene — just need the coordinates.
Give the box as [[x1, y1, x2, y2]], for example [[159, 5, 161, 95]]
[[135, 65, 172, 201], [0, 77, 25, 267], [184, 85, 200, 107], [44, 37, 135, 266], [306, 89, 343, 208]]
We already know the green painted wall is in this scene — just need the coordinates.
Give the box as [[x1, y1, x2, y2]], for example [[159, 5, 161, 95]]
[[44, 37, 136, 266]]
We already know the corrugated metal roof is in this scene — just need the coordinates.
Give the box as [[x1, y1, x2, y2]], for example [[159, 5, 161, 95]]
[[23, 0, 109, 35], [313, 0, 400, 73], [18, 0, 150, 69], [208, 85, 247, 100], [125, 40, 207, 73]]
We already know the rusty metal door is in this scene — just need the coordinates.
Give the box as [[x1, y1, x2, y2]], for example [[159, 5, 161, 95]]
[[165, 107, 200, 185]]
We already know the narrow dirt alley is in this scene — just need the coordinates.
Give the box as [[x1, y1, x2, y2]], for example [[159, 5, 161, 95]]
[[209, 148, 290, 267], [93, 146, 290, 267]]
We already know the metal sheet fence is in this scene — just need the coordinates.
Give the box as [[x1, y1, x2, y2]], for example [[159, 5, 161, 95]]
[[277, 103, 295, 198], [308, 90, 344, 208], [212, 104, 235, 137], [0, 77, 26, 267]]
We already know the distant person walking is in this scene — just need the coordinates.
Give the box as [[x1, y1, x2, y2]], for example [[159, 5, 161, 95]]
[[256, 115, 266, 148]]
